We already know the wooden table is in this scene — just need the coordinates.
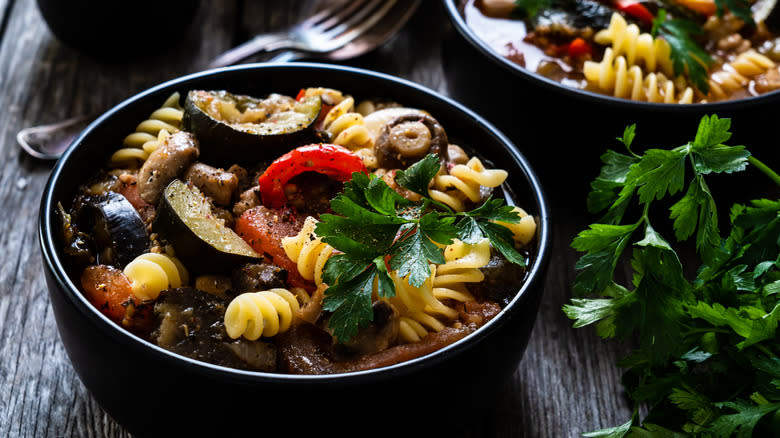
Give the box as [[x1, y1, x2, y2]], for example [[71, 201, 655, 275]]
[[0, 1, 637, 436]]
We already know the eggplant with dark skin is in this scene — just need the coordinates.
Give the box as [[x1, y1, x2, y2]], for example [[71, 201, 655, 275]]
[[328, 301, 401, 360], [152, 288, 277, 372], [182, 90, 322, 166], [532, 0, 615, 34], [71, 191, 150, 269], [231, 262, 288, 293], [57, 202, 95, 271], [152, 179, 262, 275], [470, 250, 531, 306]]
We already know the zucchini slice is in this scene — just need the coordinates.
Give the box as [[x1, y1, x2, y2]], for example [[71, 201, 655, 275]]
[[181, 90, 322, 166], [153, 179, 261, 274]]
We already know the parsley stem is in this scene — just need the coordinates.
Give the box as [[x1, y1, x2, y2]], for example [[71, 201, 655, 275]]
[[748, 156, 780, 188], [684, 327, 731, 336], [755, 343, 775, 358]]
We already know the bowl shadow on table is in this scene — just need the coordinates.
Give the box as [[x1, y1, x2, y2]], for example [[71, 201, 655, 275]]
[[441, 28, 779, 208]]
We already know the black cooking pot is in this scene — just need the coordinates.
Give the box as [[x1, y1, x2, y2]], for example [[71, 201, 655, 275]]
[[39, 63, 552, 437], [442, 0, 780, 202]]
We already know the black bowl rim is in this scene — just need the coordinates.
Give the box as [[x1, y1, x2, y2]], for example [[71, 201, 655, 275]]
[[442, 0, 780, 111], [39, 61, 552, 383]]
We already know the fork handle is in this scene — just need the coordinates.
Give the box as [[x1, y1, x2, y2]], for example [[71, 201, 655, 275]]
[[205, 32, 306, 69]]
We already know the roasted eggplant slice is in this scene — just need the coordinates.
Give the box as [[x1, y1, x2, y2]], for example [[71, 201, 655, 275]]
[[152, 179, 262, 274], [74, 191, 150, 268], [152, 288, 277, 372], [181, 90, 322, 165]]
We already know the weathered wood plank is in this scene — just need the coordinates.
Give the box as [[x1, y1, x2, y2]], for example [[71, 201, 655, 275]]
[[0, 2, 237, 438]]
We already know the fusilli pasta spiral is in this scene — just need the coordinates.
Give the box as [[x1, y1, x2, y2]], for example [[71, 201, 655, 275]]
[[393, 239, 492, 343], [109, 92, 184, 166], [708, 50, 776, 100], [429, 156, 509, 212], [319, 96, 378, 169], [594, 12, 674, 76], [434, 238, 489, 303], [224, 288, 301, 340], [392, 267, 451, 343], [495, 206, 537, 247], [123, 252, 189, 300], [584, 48, 695, 103], [281, 216, 334, 287]]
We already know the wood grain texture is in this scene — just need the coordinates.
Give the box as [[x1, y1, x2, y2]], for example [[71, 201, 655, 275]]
[[0, 1, 634, 436]]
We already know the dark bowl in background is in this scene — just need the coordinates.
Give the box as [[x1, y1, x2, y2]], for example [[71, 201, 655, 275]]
[[442, 0, 779, 202], [39, 63, 551, 437], [36, 0, 201, 60]]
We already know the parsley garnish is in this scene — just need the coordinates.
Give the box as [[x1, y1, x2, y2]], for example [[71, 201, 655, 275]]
[[714, 0, 755, 26], [652, 10, 714, 94], [512, 0, 555, 18], [316, 154, 528, 342], [565, 115, 780, 436]]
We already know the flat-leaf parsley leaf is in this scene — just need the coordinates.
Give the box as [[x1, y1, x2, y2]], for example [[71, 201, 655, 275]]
[[316, 154, 529, 343]]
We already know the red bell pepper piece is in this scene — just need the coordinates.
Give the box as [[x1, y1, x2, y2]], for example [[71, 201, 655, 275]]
[[615, 0, 654, 26], [567, 38, 593, 58], [257, 143, 368, 208]]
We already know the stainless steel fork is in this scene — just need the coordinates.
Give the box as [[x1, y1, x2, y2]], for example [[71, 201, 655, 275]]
[[206, 0, 398, 69]]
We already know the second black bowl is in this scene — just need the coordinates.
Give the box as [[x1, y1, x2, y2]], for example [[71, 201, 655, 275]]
[[442, 0, 780, 196]]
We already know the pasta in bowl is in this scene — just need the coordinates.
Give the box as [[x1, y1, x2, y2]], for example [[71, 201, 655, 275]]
[[38, 63, 550, 436], [449, 0, 780, 104]]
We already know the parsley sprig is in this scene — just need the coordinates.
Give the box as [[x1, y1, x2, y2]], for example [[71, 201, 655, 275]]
[[315, 154, 527, 342], [652, 10, 714, 94], [565, 115, 780, 436], [513, 0, 555, 18], [714, 0, 755, 26]]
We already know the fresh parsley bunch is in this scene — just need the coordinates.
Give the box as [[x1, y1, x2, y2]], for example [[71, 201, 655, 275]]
[[314, 154, 527, 342], [564, 115, 780, 437]]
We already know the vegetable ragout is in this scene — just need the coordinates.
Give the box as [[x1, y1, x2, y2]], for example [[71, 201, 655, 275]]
[[464, 0, 780, 102], [57, 87, 538, 374]]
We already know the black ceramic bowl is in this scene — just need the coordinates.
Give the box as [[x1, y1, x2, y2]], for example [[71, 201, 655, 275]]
[[36, 0, 201, 60], [39, 63, 551, 437], [442, 0, 779, 191]]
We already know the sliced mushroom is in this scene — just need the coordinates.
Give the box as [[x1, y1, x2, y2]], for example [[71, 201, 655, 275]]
[[184, 162, 239, 207], [374, 114, 449, 169], [233, 186, 261, 217], [137, 131, 200, 206]]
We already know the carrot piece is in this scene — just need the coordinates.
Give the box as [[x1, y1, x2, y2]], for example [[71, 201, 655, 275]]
[[675, 0, 717, 16], [80, 265, 154, 334], [235, 206, 310, 290]]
